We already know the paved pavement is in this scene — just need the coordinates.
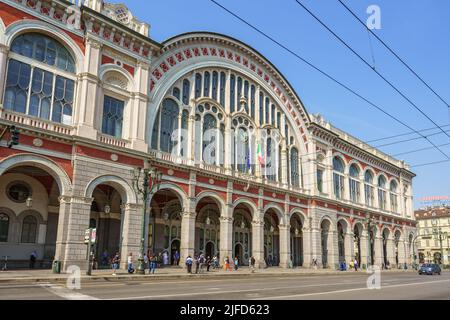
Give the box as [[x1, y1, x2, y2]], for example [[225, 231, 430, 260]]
[[0, 269, 448, 300]]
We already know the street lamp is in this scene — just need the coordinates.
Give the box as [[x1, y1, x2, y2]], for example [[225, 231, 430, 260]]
[[132, 161, 163, 275]]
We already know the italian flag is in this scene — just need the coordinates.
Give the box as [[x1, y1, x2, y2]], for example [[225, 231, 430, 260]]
[[257, 142, 265, 166]]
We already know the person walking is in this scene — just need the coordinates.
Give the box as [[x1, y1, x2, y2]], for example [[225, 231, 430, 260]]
[[186, 256, 193, 274], [29, 251, 37, 269], [127, 253, 135, 274], [199, 254, 205, 274], [250, 256, 256, 272], [224, 256, 232, 271], [112, 253, 120, 276], [194, 255, 199, 274], [354, 259, 359, 272], [163, 251, 169, 266], [144, 253, 149, 273], [206, 256, 211, 272], [150, 254, 157, 274], [173, 251, 180, 266], [349, 260, 355, 271], [234, 257, 239, 271]]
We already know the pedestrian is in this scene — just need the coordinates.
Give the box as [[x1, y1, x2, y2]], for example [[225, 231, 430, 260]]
[[29, 251, 37, 269], [194, 255, 199, 274], [250, 256, 256, 271], [163, 251, 169, 266], [127, 253, 135, 274], [349, 260, 354, 271], [312, 257, 318, 270], [212, 255, 218, 269], [206, 256, 211, 272], [199, 254, 205, 273], [157, 252, 162, 268], [112, 252, 120, 275], [186, 256, 193, 274], [144, 253, 149, 273], [173, 251, 180, 266], [234, 257, 239, 271], [354, 259, 359, 272], [224, 256, 232, 271], [150, 254, 157, 274], [101, 250, 108, 266]]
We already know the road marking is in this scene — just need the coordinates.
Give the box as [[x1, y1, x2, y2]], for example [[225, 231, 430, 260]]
[[259, 279, 450, 300], [104, 281, 364, 300], [39, 284, 99, 300]]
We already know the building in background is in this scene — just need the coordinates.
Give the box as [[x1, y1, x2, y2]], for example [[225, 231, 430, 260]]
[[0, 0, 416, 270], [415, 205, 450, 266]]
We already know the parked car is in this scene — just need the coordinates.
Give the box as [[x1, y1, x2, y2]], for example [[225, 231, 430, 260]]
[[418, 264, 441, 275]]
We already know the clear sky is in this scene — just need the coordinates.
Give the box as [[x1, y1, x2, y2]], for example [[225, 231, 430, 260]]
[[119, 0, 450, 209]]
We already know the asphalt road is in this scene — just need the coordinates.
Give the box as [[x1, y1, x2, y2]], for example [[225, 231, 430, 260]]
[[0, 272, 449, 300]]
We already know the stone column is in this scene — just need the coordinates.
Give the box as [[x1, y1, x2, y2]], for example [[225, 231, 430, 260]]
[[360, 230, 369, 269], [128, 61, 149, 152], [251, 217, 265, 268], [309, 216, 322, 267], [279, 224, 291, 268], [180, 207, 196, 266], [0, 44, 9, 105], [387, 235, 396, 268], [374, 233, 383, 268], [327, 229, 339, 269], [120, 203, 143, 269], [220, 215, 233, 263], [344, 231, 354, 265], [302, 223, 312, 267], [54, 196, 92, 272], [76, 37, 101, 139]]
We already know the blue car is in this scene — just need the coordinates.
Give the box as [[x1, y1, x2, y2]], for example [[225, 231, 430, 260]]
[[418, 264, 441, 275]]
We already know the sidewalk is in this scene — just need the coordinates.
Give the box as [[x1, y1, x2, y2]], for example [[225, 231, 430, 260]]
[[0, 266, 419, 283]]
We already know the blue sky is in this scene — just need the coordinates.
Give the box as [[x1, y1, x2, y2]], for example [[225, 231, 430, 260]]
[[120, 0, 450, 209]]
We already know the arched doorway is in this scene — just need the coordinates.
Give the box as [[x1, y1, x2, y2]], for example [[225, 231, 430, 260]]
[[149, 189, 183, 263], [394, 230, 401, 267], [337, 221, 346, 264], [290, 213, 304, 267], [369, 226, 376, 267], [0, 163, 64, 268], [264, 209, 280, 267], [382, 229, 389, 268], [170, 239, 181, 265], [321, 219, 331, 268], [354, 223, 363, 265], [90, 185, 123, 267], [196, 197, 221, 258], [233, 203, 253, 266]]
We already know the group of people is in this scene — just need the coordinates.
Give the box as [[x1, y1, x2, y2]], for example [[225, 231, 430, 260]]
[[184, 255, 257, 274]]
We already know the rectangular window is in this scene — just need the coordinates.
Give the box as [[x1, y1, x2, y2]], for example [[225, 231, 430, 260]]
[[365, 184, 373, 207], [317, 169, 324, 193], [378, 190, 386, 210], [391, 193, 398, 213], [333, 173, 344, 199], [102, 96, 124, 138], [350, 179, 360, 203]]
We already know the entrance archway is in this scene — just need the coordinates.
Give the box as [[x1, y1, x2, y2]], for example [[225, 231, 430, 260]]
[[382, 228, 390, 268], [290, 213, 304, 267], [90, 185, 123, 266], [196, 196, 221, 257], [264, 209, 280, 267], [321, 219, 331, 268], [353, 223, 363, 265], [149, 189, 184, 263], [233, 203, 253, 266], [337, 221, 346, 264]]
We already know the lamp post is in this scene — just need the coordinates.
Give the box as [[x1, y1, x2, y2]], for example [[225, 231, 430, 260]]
[[132, 161, 163, 275], [432, 218, 447, 266]]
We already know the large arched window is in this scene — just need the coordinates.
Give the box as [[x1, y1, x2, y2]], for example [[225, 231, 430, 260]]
[[390, 180, 398, 213], [333, 157, 345, 199], [364, 171, 374, 207], [202, 113, 217, 164], [4, 33, 76, 125], [0, 213, 9, 242], [21, 215, 37, 243], [159, 99, 180, 153], [378, 175, 387, 210], [232, 116, 254, 174], [197, 104, 224, 166], [290, 147, 300, 188], [349, 164, 360, 203]]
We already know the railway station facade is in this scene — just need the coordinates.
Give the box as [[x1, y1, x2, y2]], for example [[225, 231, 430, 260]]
[[0, 0, 417, 271]]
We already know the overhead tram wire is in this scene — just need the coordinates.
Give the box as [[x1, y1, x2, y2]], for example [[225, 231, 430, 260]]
[[366, 124, 450, 144], [393, 142, 450, 157], [293, 0, 450, 144], [209, 0, 450, 161], [337, 0, 450, 112]]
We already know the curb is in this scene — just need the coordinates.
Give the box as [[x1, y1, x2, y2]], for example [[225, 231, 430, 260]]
[[0, 270, 418, 284]]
